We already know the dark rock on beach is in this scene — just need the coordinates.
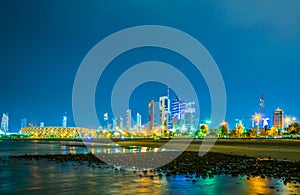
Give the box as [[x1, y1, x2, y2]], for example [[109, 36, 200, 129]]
[[9, 151, 300, 184]]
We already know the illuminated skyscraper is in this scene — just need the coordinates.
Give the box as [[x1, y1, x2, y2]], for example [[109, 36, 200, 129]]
[[136, 113, 142, 133], [273, 107, 284, 130], [21, 118, 27, 129], [104, 113, 109, 129], [171, 97, 180, 120], [260, 93, 265, 118], [1, 113, 9, 132], [62, 116, 67, 127], [116, 117, 123, 129], [126, 109, 131, 132], [159, 96, 171, 131], [184, 102, 197, 130], [112, 118, 117, 130], [148, 100, 154, 131]]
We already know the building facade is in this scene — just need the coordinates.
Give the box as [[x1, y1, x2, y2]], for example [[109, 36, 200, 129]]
[[62, 116, 67, 128], [126, 109, 131, 132], [1, 113, 9, 132], [136, 113, 142, 133], [148, 100, 154, 131], [116, 117, 123, 130], [273, 107, 284, 130], [159, 96, 171, 131]]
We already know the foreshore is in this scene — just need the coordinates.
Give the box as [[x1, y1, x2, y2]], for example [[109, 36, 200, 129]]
[[4, 138, 300, 184], [8, 151, 300, 184], [115, 138, 300, 161]]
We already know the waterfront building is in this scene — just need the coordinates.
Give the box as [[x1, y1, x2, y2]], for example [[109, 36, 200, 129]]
[[136, 113, 142, 133], [20, 127, 96, 138], [126, 109, 131, 132], [21, 118, 27, 129], [148, 100, 154, 132], [159, 96, 171, 132], [116, 117, 123, 130], [1, 113, 9, 132], [112, 118, 117, 130], [235, 119, 244, 128], [104, 113, 109, 129], [62, 116, 67, 128], [184, 102, 197, 131], [273, 107, 284, 130]]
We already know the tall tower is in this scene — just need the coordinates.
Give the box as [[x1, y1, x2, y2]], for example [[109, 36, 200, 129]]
[[21, 118, 27, 129], [104, 113, 109, 129], [171, 97, 180, 120], [62, 116, 67, 128], [260, 93, 265, 118], [159, 96, 171, 131], [136, 113, 142, 133], [126, 109, 131, 132], [1, 113, 9, 132], [116, 117, 123, 130], [273, 107, 284, 130], [148, 100, 154, 131]]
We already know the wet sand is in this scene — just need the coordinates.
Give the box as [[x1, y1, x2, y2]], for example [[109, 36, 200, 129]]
[[115, 139, 300, 161]]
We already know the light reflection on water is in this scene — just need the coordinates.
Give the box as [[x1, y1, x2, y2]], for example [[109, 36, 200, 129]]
[[0, 140, 299, 194], [1, 159, 299, 194], [0, 140, 169, 157]]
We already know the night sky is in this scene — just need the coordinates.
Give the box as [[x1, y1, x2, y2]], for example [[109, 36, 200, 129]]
[[1, 1, 300, 131]]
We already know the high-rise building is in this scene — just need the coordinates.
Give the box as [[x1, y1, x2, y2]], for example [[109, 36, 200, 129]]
[[104, 113, 109, 129], [184, 102, 198, 130], [40, 122, 45, 128], [116, 117, 123, 130], [62, 116, 67, 128], [273, 107, 284, 130], [126, 109, 131, 132], [171, 97, 180, 120], [260, 93, 265, 118], [21, 118, 27, 129], [171, 97, 192, 129], [159, 96, 171, 131], [136, 113, 142, 133], [235, 119, 244, 128], [1, 113, 9, 132], [112, 118, 117, 130], [148, 100, 154, 131]]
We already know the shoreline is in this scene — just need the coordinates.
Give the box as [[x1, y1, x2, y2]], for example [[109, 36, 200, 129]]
[[7, 151, 300, 184], [3, 138, 300, 161]]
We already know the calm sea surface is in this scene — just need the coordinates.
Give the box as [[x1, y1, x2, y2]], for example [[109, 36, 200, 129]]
[[0, 140, 299, 194]]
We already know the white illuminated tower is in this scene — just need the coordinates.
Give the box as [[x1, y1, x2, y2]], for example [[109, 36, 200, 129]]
[[1, 113, 9, 132], [126, 109, 131, 132], [104, 113, 109, 129], [116, 117, 123, 130], [136, 113, 142, 133], [159, 96, 171, 132], [62, 116, 67, 127]]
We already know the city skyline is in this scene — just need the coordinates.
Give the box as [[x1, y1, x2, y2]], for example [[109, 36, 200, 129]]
[[1, 92, 298, 133], [1, 1, 300, 131]]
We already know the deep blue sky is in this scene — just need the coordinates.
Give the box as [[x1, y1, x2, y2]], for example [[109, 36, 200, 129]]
[[1, 1, 300, 131]]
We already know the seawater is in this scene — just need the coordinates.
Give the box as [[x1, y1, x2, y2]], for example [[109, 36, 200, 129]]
[[0, 140, 299, 194]]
